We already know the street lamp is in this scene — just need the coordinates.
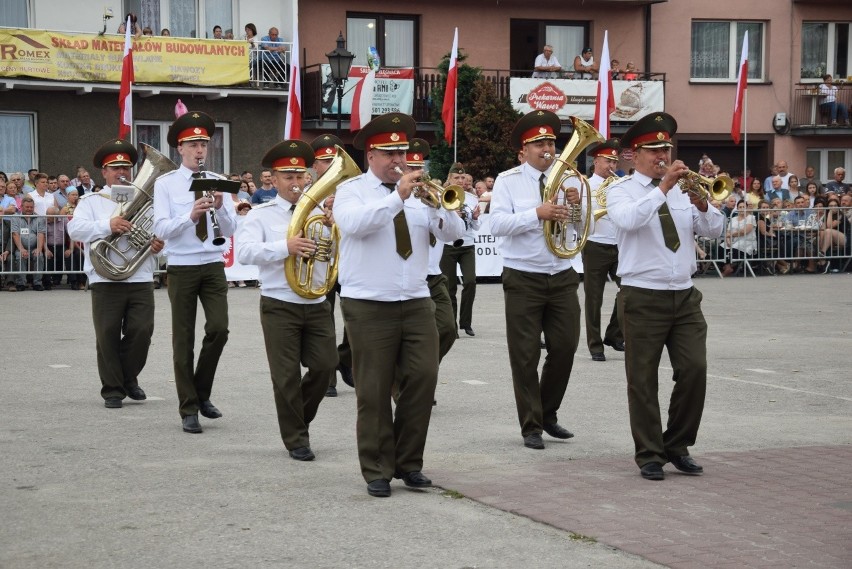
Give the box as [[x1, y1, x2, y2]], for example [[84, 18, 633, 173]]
[[326, 31, 355, 136]]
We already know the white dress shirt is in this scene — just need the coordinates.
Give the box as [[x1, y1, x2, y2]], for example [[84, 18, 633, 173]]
[[427, 235, 445, 276], [490, 162, 575, 275], [585, 172, 618, 245], [533, 53, 561, 78], [454, 191, 482, 247], [236, 195, 326, 304], [334, 169, 464, 301], [152, 165, 237, 265], [607, 171, 725, 290], [67, 186, 156, 284]]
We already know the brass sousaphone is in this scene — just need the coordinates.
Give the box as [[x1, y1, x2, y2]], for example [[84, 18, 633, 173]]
[[284, 145, 360, 298], [541, 116, 605, 258]]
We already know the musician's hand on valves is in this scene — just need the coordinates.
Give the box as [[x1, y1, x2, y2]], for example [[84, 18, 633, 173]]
[[563, 186, 580, 205], [110, 217, 133, 234], [150, 238, 165, 254], [396, 170, 422, 202], [190, 195, 213, 222], [536, 195, 571, 221], [658, 159, 687, 193], [688, 187, 709, 212], [287, 230, 317, 259], [472, 204, 481, 220]]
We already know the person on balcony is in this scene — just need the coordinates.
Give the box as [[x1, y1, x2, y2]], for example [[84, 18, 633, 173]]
[[573, 47, 598, 79], [532, 45, 562, 79], [260, 27, 288, 85], [819, 75, 849, 126]]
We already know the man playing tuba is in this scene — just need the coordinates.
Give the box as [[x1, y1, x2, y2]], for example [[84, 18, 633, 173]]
[[236, 140, 338, 461], [67, 139, 164, 409], [489, 110, 582, 451]]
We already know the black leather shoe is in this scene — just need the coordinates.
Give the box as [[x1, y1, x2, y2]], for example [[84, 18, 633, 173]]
[[182, 414, 202, 433], [543, 423, 574, 439], [397, 471, 432, 488], [523, 433, 545, 449], [288, 447, 315, 461], [669, 455, 704, 475], [127, 386, 147, 401], [604, 339, 625, 352], [338, 363, 355, 387], [463, 327, 475, 337], [367, 479, 391, 497], [104, 398, 122, 409], [199, 401, 222, 419], [325, 385, 338, 397], [640, 462, 665, 480], [591, 352, 606, 362]]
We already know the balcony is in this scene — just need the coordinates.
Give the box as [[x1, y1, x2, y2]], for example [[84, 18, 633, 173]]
[[788, 85, 852, 134]]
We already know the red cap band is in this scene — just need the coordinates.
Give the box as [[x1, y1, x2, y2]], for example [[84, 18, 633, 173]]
[[101, 152, 133, 167], [630, 131, 671, 149], [406, 152, 424, 165], [177, 126, 210, 143], [366, 131, 408, 149], [521, 125, 555, 145], [593, 148, 619, 160], [272, 156, 307, 171], [314, 146, 336, 160]]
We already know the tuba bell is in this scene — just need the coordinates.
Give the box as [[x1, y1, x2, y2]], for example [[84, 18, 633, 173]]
[[542, 116, 605, 258], [90, 144, 178, 280], [284, 145, 360, 299]]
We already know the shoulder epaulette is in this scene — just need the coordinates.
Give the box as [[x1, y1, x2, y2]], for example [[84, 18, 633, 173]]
[[79, 192, 111, 201], [498, 166, 522, 178], [253, 201, 276, 210]]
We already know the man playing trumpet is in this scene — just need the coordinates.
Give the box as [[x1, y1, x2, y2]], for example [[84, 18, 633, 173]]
[[67, 139, 163, 409], [606, 112, 724, 481], [236, 140, 337, 461]]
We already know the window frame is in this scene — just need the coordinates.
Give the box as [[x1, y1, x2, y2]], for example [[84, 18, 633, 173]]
[[135, 119, 231, 174], [800, 22, 851, 82], [346, 12, 420, 68], [0, 0, 30, 28], [0, 111, 38, 175], [690, 20, 766, 83], [806, 148, 852, 183], [125, 0, 237, 39]]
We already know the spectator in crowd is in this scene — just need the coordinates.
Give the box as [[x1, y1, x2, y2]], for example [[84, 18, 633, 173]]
[[818, 197, 849, 272], [736, 168, 754, 191], [698, 158, 717, 179], [573, 47, 597, 78], [4, 179, 22, 213], [260, 27, 287, 83], [762, 164, 778, 193], [0, 172, 7, 183], [142, 27, 153, 36], [784, 195, 818, 273], [0, 178, 13, 212], [23, 169, 38, 192], [224, 30, 234, 40], [841, 193, 852, 224], [719, 200, 756, 277], [623, 61, 639, 81], [241, 170, 254, 185], [160, 28, 171, 36], [29, 173, 54, 215], [804, 181, 820, 207], [76, 170, 96, 194], [532, 44, 562, 79], [9, 195, 46, 291], [801, 166, 823, 195], [117, 13, 142, 38], [69, 166, 85, 187], [721, 194, 739, 217], [47, 175, 58, 193], [53, 174, 72, 209], [234, 180, 251, 203], [44, 205, 67, 289], [212, 25, 223, 39], [775, 160, 794, 189], [609, 59, 622, 80], [818, 74, 850, 126], [250, 169, 277, 204], [788, 175, 802, 201], [824, 167, 850, 195], [247, 181, 257, 196], [8, 172, 25, 193], [745, 177, 764, 207], [756, 199, 789, 275], [244, 23, 259, 47], [766, 175, 790, 203], [62, 188, 85, 290]]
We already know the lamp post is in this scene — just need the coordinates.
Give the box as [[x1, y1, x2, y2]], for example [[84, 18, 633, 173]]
[[326, 31, 355, 136]]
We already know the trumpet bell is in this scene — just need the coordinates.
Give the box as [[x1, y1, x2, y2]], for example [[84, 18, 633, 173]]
[[440, 185, 463, 211]]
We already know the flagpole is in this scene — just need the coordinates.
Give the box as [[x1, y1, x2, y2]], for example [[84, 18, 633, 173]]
[[453, 84, 458, 163], [743, 88, 748, 190]]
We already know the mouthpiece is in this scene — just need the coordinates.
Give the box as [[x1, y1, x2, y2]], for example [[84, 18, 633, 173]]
[[118, 176, 130, 183], [543, 153, 554, 161], [393, 166, 405, 176], [656, 161, 667, 168]]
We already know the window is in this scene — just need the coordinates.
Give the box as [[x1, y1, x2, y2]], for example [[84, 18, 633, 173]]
[[136, 121, 230, 174], [126, 0, 233, 38], [0, 0, 28, 27], [806, 148, 851, 183], [801, 22, 851, 80], [125, 0, 160, 34], [691, 21, 764, 81], [347, 14, 418, 67], [204, 0, 232, 39], [0, 113, 37, 174]]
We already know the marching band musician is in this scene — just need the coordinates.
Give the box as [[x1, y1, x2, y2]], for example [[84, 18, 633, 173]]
[[236, 140, 338, 461], [67, 139, 163, 409], [490, 110, 581, 451], [334, 113, 463, 497], [152, 110, 237, 434], [606, 112, 724, 481], [581, 139, 625, 362], [310, 133, 354, 396]]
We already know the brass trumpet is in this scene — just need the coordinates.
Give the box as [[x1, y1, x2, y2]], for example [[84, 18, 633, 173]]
[[657, 161, 732, 202], [393, 167, 462, 210]]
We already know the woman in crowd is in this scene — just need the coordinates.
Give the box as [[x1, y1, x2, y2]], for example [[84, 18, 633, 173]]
[[817, 197, 849, 273], [4, 179, 22, 213], [756, 199, 789, 274], [788, 175, 801, 201], [745, 177, 764, 207], [720, 200, 757, 276], [804, 181, 819, 207]]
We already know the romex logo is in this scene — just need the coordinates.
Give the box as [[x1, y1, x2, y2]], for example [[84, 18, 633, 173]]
[[518, 82, 566, 112], [0, 34, 51, 60]]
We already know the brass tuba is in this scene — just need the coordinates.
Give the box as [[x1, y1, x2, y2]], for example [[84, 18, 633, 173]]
[[542, 116, 605, 258], [284, 145, 360, 299], [90, 144, 178, 280]]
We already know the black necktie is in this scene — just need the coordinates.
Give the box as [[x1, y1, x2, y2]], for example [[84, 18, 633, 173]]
[[383, 183, 412, 259], [651, 178, 680, 252], [192, 172, 207, 242], [539, 173, 547, 201]]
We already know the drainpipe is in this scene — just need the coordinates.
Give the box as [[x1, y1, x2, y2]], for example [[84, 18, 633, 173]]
[[644, 3, 652, 77]]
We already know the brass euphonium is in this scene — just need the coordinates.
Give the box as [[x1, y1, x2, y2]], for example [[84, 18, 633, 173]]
[[284, 145, 360, 299], [90, 144, 178, 280], [542, 116, 605, 258]]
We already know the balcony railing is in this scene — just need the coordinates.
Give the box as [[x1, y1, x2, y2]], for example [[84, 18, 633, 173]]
[[789, 85, 851, 129], [249, 45, 290, 90], [301, 65, 665, 123]]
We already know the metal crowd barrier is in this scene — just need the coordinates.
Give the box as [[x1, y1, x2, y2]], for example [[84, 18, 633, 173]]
[[695, 206, 852, 277], [249, 45, 289, 89]]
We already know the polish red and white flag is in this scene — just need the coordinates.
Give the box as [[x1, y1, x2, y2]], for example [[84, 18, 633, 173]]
[[118, 16, 134, 139], [731, 31, 749, 144], [283, 27, 301, 139], [593, 31, 615, 139], [350, 68, 376, 132], [441, 28, 459, 145]]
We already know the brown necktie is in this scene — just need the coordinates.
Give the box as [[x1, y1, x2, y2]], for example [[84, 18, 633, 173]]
[[429, 232, 437, 247], [383, 183, 412, 259], [539, 173, 547, 201], [193, 172, 207, 242], [652, 178, 680, 252]]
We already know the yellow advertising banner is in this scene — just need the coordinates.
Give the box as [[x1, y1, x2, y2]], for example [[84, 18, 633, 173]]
[[0, 28, 249, 86]]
